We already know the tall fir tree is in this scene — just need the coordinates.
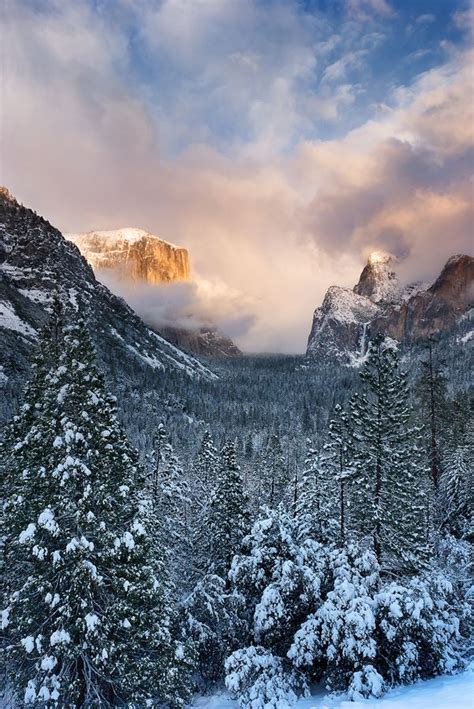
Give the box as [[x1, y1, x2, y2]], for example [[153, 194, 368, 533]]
[[440, 420, 474, 540], [2, 319, 191, 707], [295, 444, 334, 544], [348, 336, 428, 571], [193, 431, 219, 493], [207, 441, 250, 579], [418, 340, 448, 491], [260, 432, 289, 508], [150, 423, 191, 592], [189, 431, 219, 584], [326, 405, 356, 546]]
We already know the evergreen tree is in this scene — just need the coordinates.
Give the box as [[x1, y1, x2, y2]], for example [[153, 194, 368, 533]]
[[418, 340, 447, 491], [295, 444, 334, 544], [207, 441, 250, 578], [2, 320, 191, 707], [193, 430, 219, 495], [188, 432, 220, 584], [150, 423, 191, 591], [440, 430, 473, 540], [260, 432, 289, 508], [348, 336, 428, 571], [326, 405, 356, 546]]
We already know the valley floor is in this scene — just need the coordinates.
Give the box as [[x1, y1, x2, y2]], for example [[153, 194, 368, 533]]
[[192, 670, 473, 709]]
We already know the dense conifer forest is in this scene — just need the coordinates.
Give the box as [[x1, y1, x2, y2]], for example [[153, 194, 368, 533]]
[[2, 302, 472, 707]]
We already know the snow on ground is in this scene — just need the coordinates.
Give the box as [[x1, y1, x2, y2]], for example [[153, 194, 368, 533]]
[[192, 671, 473, 709]]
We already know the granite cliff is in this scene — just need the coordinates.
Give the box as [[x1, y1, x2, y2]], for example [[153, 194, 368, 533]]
[[67, 228, 190, 284], [306, 252, 473, 364]]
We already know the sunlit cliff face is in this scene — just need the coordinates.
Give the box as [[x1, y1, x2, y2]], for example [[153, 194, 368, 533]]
[[67, 229, 191, 285]]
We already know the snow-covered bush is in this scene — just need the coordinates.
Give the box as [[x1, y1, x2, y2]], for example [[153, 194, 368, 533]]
[[289, 545, 380, 694], [376, 574, 462, 684], [225, 508, 324, 703], [225, 646, 307, 709], [183, 573, 246, 684], [347, 665, 385, 700], [229, 507, 324, 655]]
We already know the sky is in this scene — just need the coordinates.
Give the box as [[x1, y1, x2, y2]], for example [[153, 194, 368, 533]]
[[1, 0, 473, 352]]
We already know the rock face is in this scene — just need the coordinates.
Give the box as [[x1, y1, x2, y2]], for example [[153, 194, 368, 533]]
[[353, 251, 402, 303], [0, 189, 216, 420], [67, 228, 190, 284], [67, 227, 241, 358], [160, 325, 242, 358], [306, 252, 474, 364], [371, 255, 474, 342]]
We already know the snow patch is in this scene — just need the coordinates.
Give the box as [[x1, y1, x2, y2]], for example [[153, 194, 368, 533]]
[[0, 301, 36, 337]]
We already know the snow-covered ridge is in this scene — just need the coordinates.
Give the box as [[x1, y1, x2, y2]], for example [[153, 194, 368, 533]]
[[66, 228, 191, 284], [66, 227, 182, 250], [322, 286, 380, 325]]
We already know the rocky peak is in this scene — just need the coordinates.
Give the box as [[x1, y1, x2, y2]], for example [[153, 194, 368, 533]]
[[0, 186, 15, 203], [428, 254, 474, 303], [67, 228, 190, 284], [353, 251, 400, 303], [307, 253, 474, 364]]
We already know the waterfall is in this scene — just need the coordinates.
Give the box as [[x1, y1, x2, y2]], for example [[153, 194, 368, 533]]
[[360, 322, 369, 359]]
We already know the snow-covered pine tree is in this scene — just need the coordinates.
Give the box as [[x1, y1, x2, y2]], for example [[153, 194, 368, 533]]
[[207, 441, 250, 578], [2, 319, 191, 707], [294, 444, 335, 544], [348, 336, 429, 572], [326, 404, 356, 545], [184, 440, 250, 685], [418, 340, 448, 491], [150, 423, 192, 592], [188, 431, 220, 585], [193, 430, 219, 495], [2, 299, 65, 641], [440, 429, 473, 540], [261, 433, 289, 508]]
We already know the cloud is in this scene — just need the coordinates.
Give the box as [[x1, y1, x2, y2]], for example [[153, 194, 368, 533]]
[[346, 0, 395, 21], [298, 48, 474, 284], [98, 271, 257, 339], [1, 0, 473, 353], [416, 13, 436, 24]]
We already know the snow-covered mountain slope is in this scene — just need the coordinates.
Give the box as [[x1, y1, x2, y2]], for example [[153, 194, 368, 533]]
[[306, 286, 379, 361], [160, 324, 242, 358], [0, 188, 216, 420], [66, 228, 190, 283], [306, 252, 474, 364]]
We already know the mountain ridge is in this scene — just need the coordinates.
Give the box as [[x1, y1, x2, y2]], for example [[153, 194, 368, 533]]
[[306, 252, 474, 363], [0, 189, 216, 420], [67, 228, 191, 284]]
